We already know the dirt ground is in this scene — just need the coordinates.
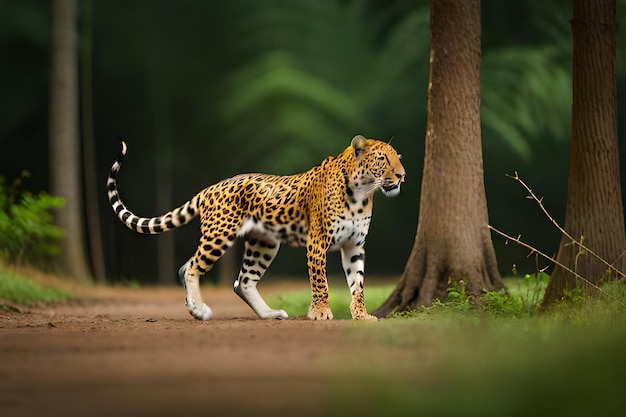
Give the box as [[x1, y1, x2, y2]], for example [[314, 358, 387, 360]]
[[0, 282, 404, 417]]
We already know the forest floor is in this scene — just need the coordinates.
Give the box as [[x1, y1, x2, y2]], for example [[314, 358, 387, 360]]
[[0, 281, 408, 417]]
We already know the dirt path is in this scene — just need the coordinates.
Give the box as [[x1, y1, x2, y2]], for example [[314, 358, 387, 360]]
[[0, 283, 399, 417]]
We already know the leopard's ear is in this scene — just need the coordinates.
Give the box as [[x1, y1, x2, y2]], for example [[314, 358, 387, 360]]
[[351, 135, 368, 159]]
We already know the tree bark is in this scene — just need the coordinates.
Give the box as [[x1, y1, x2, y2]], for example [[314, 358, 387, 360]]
[[542, 0, 625, 307], [155, 157, 175, 284], [152, 83, 176, 284], [374, 0, 505, 317], [50, 0, 90, 281], [80, 0, 107, 283]]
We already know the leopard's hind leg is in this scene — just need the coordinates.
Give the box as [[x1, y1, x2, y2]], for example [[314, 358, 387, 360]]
[[179, 230, 238, 320], [178, 259, 212, 320], [233, 235, 287, 319]]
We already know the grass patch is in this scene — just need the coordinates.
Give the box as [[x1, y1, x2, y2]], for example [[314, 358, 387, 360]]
[[269, 277, 626, 416], [267, 283, 395, 319], [0, 267, 73, 305], [328, 315, 626, 417], [267, 275, 548, 319]]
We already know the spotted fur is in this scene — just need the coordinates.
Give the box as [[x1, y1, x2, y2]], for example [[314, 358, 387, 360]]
[[107, 135, 405, 320]]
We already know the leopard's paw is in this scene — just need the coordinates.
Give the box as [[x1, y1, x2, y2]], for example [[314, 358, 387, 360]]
[[353, 313, 378, 321], [350, 300, 377, 321], [188, 302, 213, 321], [259, 309, 289, 320], [307, 304, 334, 320]]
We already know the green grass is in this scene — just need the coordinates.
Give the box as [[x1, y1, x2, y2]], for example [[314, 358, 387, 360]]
[[0, 268, 73, 306], [267, 275, 550, 319], [328, 316, 626, 417], [270, 277, 626, 417], [267, 282, 395, 319]]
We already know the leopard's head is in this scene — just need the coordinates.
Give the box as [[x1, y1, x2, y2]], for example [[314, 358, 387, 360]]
[[351, 135, 406, 197]]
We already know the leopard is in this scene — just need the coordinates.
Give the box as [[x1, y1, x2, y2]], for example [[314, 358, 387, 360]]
[[107, 135, 405, 321]]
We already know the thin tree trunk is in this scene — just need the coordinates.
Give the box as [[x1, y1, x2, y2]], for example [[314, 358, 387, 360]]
[[80, 0, 107, 283], [374, 0, 504, 317], [542, 0, 625, 306], [155, 156, 175, 284], [217, 243, 237, 285], [50, 0, 90, 281]]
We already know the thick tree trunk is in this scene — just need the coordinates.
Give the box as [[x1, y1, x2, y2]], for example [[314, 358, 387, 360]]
[[542, 0, 625, 306], [374, 0, 504, 317], [50, 0, 90, 281]]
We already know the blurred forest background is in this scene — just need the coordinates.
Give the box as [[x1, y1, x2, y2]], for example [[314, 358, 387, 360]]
[[1, 0, 625, 284]]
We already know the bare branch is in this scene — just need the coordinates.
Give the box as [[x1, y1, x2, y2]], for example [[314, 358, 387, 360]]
[[508, 173, 626, 280], [489, 225, 626, 308]]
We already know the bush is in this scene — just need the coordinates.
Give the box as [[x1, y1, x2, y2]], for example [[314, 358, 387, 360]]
[[0, 174, 65, 267]]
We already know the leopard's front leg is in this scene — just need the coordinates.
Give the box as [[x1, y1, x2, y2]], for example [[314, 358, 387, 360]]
[[340, 243, 377, 321], [306, 236, 333, 320]]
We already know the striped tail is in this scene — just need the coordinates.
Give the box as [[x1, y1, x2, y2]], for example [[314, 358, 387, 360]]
[[107, 140, 199, 234]]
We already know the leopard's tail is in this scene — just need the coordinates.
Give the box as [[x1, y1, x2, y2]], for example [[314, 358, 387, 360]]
[[107, 140, 200, 234]]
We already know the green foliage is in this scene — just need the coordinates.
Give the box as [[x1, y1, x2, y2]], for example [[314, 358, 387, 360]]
[[482, 45, 571, 159], [517, 271, 550, 313], [390, 276, 544, 319], [219, 0, 430, 174], [0, 175, 65, 267], [482, 289, 523, 316], [0, 267, 72, 305], [444, 279, 476, 309]]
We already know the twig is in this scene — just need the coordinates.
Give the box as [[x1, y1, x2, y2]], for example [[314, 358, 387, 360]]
[[507, 171, 626, 280], [489, 225, 626, 308]]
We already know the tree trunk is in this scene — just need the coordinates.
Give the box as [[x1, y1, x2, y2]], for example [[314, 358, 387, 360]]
[[155, 157, 175, 284], [374, 0, 504, 317], [50, 0, 90, 281], [152, 87, 176, 284], [217, 243, 238, 285], [542, 0, 625, 307], [80, 0, 107, 283]]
